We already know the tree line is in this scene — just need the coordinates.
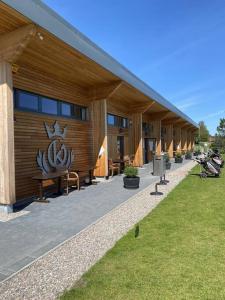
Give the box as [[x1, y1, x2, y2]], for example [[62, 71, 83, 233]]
[[196, 118, 225, 152]]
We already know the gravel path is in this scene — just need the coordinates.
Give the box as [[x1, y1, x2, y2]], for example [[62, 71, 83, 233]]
[[0, 160, 196, 300]]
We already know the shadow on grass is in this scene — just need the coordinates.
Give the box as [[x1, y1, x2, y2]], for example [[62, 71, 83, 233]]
[[190, 173, 220, 179]]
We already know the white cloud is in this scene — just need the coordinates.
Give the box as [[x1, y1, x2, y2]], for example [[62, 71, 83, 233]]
[[175, 95, 202, 111], [204, 110, 225, 120]]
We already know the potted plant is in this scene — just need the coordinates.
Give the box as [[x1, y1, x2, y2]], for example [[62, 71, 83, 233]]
[[123, 166, 140, 189], [185, 150, 192, 160], [164, 153, 171, 170], [193, 148, 201, 156], [175, 152, 183, 163]]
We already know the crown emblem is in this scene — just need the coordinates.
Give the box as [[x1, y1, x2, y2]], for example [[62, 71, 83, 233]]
[[44, 121, 67, 140]]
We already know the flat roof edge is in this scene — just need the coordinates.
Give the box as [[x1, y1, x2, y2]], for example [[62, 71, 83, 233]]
[[2, 0, 198, 128]]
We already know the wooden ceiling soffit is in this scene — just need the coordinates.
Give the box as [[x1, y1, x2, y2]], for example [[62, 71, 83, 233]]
[[186, 127, 193, 132], [174, 120, 188, 128], [88, 81, 122, 101], [162, 117, 180, 125], [129, 101, 155, 113], [182, 124, 193, 130], [147, 111, 170, 121], [191, 127, 198, 133], [162, 117, 180, 126], [0, 24, 36, 63]]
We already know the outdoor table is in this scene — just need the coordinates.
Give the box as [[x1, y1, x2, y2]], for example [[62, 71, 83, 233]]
[[32, 170, 67, 203]]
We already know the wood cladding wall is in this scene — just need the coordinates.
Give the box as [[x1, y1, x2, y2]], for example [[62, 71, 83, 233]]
[[107, 101, 129, 160], [13, 67, 89, 106], [14, 111, 93, 201]]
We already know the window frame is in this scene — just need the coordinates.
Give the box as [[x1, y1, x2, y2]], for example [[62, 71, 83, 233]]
[[14, 89, 39, 113], [14, 88, 88, 122], [40, 96, 58, 116], [107, 113, 128, 128], [107, 114, 116, 126]]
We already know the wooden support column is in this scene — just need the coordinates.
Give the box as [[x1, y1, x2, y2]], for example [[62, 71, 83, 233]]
[[0, 61, 16, 209], [155, 120, 161, 156], [181, 129, 188, 152], [166, 124, 173, 158], [131, 113, 143, 167], [187, 130, 192, 150], [175, 126, 182, 153], [91, 99, 108, 177], [191, 132, 195, 150]]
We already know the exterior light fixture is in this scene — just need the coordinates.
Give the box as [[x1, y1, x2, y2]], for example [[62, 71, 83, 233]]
[[37, 32, 44, 41], [12, 64, 19, 74]]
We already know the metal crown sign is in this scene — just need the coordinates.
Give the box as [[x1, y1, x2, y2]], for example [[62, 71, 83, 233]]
[[37, 121, 74, 174]]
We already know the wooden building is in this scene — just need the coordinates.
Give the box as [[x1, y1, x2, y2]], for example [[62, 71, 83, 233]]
[[0, 0, 198, 213]]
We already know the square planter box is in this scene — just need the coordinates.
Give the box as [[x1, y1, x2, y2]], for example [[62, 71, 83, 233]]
[[123, 176, 140, 189], [175, 157, 183, 163], [166, 162, 171, 170]]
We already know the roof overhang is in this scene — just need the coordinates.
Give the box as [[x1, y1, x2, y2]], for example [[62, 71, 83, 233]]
[[1, 0, 198, 128]]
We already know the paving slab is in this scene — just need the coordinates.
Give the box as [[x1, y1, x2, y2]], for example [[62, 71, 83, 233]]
[[0, 159, 190, 283], [0, 160, 196, 300]]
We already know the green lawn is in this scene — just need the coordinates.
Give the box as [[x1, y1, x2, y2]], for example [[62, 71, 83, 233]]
[[61, 163, 225, 300]]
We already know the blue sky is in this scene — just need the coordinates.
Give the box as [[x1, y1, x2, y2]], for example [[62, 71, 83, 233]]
[[43, 0, 225, 134]]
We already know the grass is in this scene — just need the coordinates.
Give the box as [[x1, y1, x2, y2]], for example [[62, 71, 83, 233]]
[[61, 163, 225, 300]]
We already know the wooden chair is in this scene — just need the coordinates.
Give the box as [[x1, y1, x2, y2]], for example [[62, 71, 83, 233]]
[[108, 159, 120, 177], [129, 155, 135, 166], [64, 170, 80, 195], [124, 155, 131, 167]]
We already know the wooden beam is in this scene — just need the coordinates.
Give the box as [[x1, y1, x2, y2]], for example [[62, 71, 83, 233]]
[[0, 24, 36, 63], [187, 130, 192, 150], [147, 111, 170, 121], [0, 61, 16, 207], [181, 128, 188, 151], [183, 124, 193, 130], [180, 122, 190, 129], [129, 100, 155, 113], [166, 124, 173, 158], [162, 117, 180, 126], [91, 99, 108, 177], [174, 120, 187, 128], [89, 81, 122, 101], [155, 120, 161, 155], [174, 126, 182, 153], [130, 113, 143, 167]]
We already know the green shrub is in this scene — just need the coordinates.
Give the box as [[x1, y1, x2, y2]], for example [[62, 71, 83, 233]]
[[195, 149, 201, 155], [185, 150, 192, 159], [124, 166, 138, 177], [175, 152, 182, 159], [164, 153, 170, 162]]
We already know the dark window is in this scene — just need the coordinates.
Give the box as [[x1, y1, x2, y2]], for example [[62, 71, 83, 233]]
[[107, 114, 128, 128], [61, 102, 72, 117], [14, 89, 88, 121], [107, 114, 116, 126], [121, 118, 128, 128], [41, 97, 58, 115], [143, 122, 154, 136], [161, 127, 166, 137], [17, 91, 38, 111], [81, 107, 87, 121], [74, 105, 87, 120]]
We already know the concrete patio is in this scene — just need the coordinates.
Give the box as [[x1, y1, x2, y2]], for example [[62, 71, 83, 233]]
[[0, 159, 190, 282]]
